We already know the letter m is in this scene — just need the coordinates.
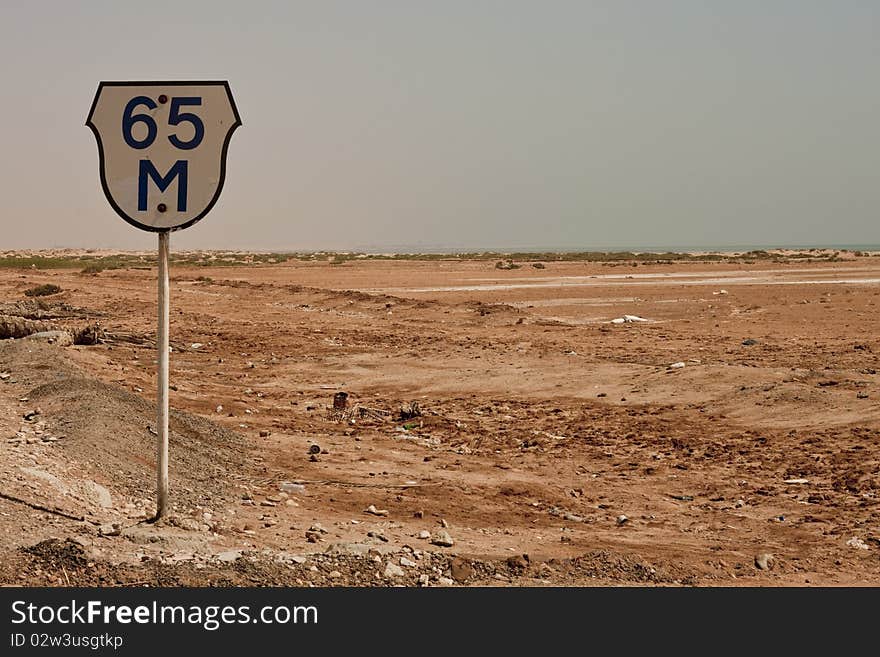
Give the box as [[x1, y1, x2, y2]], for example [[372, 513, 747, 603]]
[[138, 160, 188, 212]]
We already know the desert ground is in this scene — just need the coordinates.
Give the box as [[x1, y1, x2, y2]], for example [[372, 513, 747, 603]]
[[0, 251, 878, 586]]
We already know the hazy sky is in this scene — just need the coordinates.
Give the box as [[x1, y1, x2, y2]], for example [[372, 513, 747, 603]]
[[1, 1, 878, 251]]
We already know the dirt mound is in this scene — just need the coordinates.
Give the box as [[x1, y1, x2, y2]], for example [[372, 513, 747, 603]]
[[0, 340, 249, 512]]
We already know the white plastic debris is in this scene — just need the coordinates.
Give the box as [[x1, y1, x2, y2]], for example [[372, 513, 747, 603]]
[[610, 315, 649, 324]]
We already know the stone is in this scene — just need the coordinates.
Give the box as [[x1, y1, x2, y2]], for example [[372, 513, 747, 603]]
[[431, 530, 454, 547], [98, 522, 121, 537], [384, 562, 405, 578], [616, 514, 629, 526], [755, 553, 775, 571], [216, 550, 242, 563], [400, 557, 417, 568], [846, 537, 869, 550], [418, 530, 431, 540], [437, 577, 455, 586], [450, 557, 474, 582], [325, 543, 372, 557], [365, 504, 389, 517], [259, 430, 271, 437]]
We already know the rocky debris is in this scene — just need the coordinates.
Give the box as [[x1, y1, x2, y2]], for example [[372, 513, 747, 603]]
[[259, 430, 271, 437], [754, 553, 775, 571], [333, 392, 349, 410], [399, 401, 421, 420], [418, 530, 431, 540], [667, 362, 686, 370], [8, 536, 692, 587], [506, 554, 530, 572], [450, 557, 474, 582], [616, 514, 629, 526], [846, 537, 869, 550], [98, 522, 121, 537], [431, 530, 454, 547], [367, 531, 388, 543], [384, 562, 405, 578], [305, 523, 328, 543], [215, 550, 242, 563], [170, 517, 209, 532], [365, 504, 389, 517], [742, 338, 758, 346]]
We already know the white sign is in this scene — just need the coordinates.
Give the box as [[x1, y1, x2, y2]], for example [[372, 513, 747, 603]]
[[87, 81, 241, 232]]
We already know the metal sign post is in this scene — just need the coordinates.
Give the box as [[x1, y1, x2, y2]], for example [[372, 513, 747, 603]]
[[87, 81, 241, 520], [156, 230, 170, 518]]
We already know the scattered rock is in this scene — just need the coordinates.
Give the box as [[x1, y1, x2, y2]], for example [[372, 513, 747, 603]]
[[98, 522, 121, 537], [365, 504, 389, 517], [367, 531, 388, 543], [846, 537, 869, 550], [384, 562, 405, 578], [216, 550, 242, 563], [755, 553, 775, 571], [506, 554, 529, 570], [400, 557, 417, 568], [742, 339, 758, 346], [667, 362, 685, 370], [431, 530, 454, 547], [616, 514, 629, 526], [418, 530, 431, 540], [450, 557, 474, 582], [259, 430, 271, 437], [437, 577, 455, 587], [399, 401, 421, 420]]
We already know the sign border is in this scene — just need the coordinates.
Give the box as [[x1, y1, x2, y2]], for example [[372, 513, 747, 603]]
[[86, 80, 242, 233]]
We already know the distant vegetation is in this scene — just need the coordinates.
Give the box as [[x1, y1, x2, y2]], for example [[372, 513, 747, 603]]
[[0, 248, 866, 271]]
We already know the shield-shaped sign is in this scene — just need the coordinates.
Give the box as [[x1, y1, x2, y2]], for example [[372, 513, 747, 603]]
[[86, 81, 241, 232]]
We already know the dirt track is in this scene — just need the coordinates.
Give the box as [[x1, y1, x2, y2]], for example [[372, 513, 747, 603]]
[[1, 254, 879, 586]]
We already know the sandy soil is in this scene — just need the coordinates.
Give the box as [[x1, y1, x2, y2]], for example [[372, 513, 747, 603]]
[[1, 255, 878, 586]]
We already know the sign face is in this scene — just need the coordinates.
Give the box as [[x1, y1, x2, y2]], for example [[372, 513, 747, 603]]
[[87, 81, 241, 232]]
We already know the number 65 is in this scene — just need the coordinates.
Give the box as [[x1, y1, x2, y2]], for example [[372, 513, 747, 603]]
[[122, 96, 204, 150]]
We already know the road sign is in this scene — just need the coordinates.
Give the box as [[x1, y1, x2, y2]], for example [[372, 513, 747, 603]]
[[86, 80, 241, 520], [86, 81, 241, 232]]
